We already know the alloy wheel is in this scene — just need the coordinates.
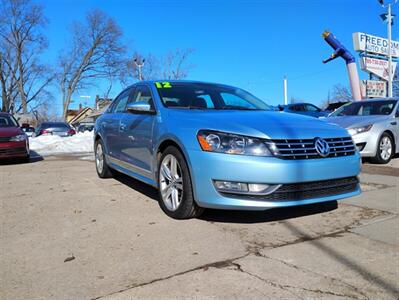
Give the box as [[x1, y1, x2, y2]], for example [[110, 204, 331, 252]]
[[159, 154, 184, 211], [379, 136, 392, 161], [96, 143, 104, 174]]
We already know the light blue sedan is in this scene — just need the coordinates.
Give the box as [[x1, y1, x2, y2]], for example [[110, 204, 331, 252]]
[[94, 81, 361, 219]]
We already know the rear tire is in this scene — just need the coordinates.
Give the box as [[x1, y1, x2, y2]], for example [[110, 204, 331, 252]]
[[371, 133, 393, 164], [95, 139, 114, 178], [157, 146, 204, 219]]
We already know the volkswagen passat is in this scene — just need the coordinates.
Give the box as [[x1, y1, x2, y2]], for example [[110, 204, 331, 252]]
[[94, 81, 361, 219]]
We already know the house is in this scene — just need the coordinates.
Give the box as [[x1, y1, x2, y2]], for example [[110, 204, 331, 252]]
[[67, 104, 94, 128]]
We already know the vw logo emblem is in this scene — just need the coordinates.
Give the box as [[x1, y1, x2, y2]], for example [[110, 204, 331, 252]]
[[315, 138, 330, 157]]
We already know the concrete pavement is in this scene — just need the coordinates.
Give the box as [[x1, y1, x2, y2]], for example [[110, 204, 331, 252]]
[[0, 157, 398, 299]]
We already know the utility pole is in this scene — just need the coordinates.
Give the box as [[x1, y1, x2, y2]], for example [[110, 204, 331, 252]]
[[379, 0, 397, 97], [283, 76, 288, 105], [134, 58, 145, 81]]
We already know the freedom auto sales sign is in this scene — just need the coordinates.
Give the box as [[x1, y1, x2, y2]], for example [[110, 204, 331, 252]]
[[353, 32, 399, 58]]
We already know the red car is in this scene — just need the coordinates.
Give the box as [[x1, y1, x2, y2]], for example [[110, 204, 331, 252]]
[[0, 112, 30, 162]]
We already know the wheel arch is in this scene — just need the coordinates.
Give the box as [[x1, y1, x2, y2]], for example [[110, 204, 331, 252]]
[[155, 138, 199, 203], [382, 130, 396, 153]]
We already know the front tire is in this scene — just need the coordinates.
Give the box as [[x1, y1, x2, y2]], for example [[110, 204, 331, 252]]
[[158, 146, 204, 219], [95, 139, 114, 178], [371, 133, 394, 164]]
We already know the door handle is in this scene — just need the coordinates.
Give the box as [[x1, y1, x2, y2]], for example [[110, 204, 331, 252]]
[[391, 122, 397, 125], [120, 123, 127, 131]]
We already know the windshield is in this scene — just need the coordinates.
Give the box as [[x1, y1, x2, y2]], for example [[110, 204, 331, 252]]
[[0, 115, 18, 127], [330, 100, 397, 117], [155, 82, 271, 110]]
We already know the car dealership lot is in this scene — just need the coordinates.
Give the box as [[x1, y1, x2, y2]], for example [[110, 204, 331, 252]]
[[1, 157, 398, 300]]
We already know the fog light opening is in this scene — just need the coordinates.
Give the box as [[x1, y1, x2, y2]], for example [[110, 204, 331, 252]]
[[356, 142, 366, 152], [214, 181, 248, 193], [248, 183, 270, 193], [213, 180, 281, 196]]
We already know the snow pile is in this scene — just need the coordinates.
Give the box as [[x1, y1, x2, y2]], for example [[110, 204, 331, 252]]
[[29, 131, 94, 156]]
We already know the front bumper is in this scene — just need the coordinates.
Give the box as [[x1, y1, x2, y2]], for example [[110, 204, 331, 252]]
[[187, 150, 361, 210], [0, 141, 29, 159], [352, 132, 378, 157]]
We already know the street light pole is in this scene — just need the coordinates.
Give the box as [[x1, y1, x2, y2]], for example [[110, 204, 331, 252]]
[[283, 76, 288, 105], [134, 58, 145, 81], [379, 0, 397, 97], [387, 3, 393, 97]]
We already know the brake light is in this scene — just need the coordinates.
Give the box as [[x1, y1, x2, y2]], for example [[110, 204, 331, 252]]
[[68, 129, 76, 136]]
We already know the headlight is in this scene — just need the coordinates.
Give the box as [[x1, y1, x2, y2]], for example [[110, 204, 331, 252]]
[[9, 134, 27, 142], [347, 125, 373, 136], [197, 130, 274, 156]]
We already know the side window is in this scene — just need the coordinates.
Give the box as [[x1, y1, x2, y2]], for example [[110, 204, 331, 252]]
[[130, 85, 155, 109], [108, 89, 130, 113], [114, 89, 131, 113], [291, 105, 303, 111], [304, 104, 320, 112]]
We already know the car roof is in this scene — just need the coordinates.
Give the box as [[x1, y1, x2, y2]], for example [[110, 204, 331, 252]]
[[127, 80, 239, 90], [354, 98, 398, 103], [0, 112, 11, 116]]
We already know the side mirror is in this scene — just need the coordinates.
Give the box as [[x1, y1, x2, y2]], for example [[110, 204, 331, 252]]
[[126, 101, 155, 114]]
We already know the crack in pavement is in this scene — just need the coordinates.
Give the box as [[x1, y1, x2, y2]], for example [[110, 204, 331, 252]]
[[91, 253, 250, 300], [228, 261, 364, 300], [94, 207, 390, 299], [256, 252, 370, 300]]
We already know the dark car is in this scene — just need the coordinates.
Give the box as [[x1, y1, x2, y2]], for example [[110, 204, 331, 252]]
[[278, 103, 328, 118], [324, 101, 350, 114], [0, 112, 29, 162], [77, 124, 94, 133], [21, 126, 35, 137], [36, 122, 76, 137]]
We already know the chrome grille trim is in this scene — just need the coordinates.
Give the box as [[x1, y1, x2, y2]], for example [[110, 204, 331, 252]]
[[267, 137, 356, 160]]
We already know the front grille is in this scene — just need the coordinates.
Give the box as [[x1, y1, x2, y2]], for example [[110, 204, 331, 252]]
[[0, 137, 11, 143], [221, 176, 359, 202], [0, 147, 27, 155], [267, 137, 356, 160]]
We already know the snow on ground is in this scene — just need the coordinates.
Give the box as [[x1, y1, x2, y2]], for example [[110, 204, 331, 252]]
[[29, 131, 94, 156]]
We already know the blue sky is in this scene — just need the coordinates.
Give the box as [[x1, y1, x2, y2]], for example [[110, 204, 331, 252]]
[[41, 0, 397, 111]]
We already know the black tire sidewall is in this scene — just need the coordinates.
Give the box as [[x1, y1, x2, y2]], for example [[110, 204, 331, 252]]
[[95, 139, 113, 178]]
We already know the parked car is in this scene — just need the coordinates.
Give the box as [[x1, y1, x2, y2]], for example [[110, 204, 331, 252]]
[[36, 122, 76, 137], [94, 81, 361, 219], [278, 103, 328, 118], [324, 101, 350, 114], [77, 124, 94, 133], [327, 98, 399, 164], [0, 112, 29, 162], [21, 126, 35, 137]]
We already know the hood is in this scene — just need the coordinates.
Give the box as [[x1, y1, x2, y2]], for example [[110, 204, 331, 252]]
[[166, 110, 349, 140], [0, 126, 23, 138], [326, 115, 389, 129]]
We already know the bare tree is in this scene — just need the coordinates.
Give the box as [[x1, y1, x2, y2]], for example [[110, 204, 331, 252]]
[[162, 48, 194, 80], [0, 47, 18, 112], [330, 84, 352, 102], [120, 52, 159, 86], [0, 0, 52, 114], [120, 48, 194, 86], [58, 9, 125, 120]]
